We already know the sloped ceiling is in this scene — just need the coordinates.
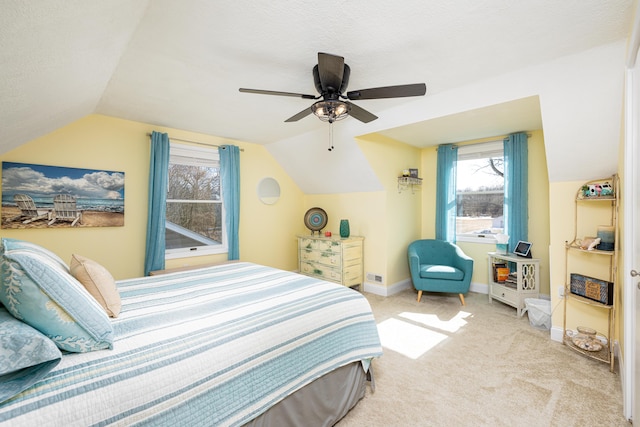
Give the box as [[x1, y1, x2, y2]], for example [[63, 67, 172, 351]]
[[377, 96, 543, 147], [0, 1, 635, 192]]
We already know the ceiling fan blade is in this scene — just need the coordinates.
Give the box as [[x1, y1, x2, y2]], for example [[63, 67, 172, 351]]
[[317, 52, 345, 93], [345, 101, 378, 123], [239, 88, 317, 99], [346, 83, 426, 100], [284, 107, 313, 122]]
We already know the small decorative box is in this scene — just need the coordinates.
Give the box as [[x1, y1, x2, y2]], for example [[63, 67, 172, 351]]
[[570, 273, 613, 305]]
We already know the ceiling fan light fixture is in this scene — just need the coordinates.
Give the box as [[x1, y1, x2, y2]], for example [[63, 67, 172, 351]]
[[312, 100, 350, 123]]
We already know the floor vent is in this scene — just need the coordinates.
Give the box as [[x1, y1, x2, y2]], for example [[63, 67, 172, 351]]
[[366, 273, 384, 283]]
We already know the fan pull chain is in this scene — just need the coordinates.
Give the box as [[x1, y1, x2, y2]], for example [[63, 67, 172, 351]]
[[328, 123, 335, 151]]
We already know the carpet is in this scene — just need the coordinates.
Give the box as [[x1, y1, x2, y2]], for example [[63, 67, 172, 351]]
[[337, 289, 629, 427]]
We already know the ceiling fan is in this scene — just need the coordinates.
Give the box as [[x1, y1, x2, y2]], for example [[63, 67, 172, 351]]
[[239, 52, 426, 124]]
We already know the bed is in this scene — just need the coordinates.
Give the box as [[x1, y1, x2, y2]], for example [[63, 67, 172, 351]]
[[0, 238, 382, 426]]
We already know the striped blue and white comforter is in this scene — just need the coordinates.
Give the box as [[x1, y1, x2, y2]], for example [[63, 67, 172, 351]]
[[0, 262, 382, 426]]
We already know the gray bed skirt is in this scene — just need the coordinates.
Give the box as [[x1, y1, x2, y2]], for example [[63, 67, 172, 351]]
[[243, 362, 368, 427]]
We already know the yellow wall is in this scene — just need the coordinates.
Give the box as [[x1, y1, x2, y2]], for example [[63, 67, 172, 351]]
[[419, 130, 551, 295], [302, 191, 386, 282], [0, 114, 304, 279], [302, 134, 422, 288], [357, 134, 422, 286], [527, 130, 551, 295], [421, 146, 438, 239]]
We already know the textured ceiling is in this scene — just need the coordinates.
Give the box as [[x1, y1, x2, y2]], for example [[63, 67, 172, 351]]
[[0, 0, 633, 152]]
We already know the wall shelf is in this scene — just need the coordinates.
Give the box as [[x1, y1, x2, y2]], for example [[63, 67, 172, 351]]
[[565, 241, 615, 256], [397, 176, 422, 193]]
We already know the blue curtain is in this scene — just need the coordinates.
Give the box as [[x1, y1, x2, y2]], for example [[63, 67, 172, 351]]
[[144, 131, 170, 276], [503, 132, 529, 251], [219, 145, 240, 260], [435, 144, 458, 242]]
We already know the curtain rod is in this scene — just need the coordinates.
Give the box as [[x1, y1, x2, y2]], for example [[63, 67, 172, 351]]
[[146, 133, 244, 151], [436, 133, 533, 150]]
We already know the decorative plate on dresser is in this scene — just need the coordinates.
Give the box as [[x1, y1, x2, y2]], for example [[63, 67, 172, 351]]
[[303, 207, 328, 234]]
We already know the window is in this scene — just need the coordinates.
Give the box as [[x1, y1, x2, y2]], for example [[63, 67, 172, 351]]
[[456, 141, 504, 242], [165, 143, 226, 258]]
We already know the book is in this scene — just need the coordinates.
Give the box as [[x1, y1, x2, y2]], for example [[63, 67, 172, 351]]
[[492, 263, 509, 282]]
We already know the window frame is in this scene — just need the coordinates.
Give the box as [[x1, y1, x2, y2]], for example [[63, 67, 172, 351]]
[[455, 141, 504, 244], [165, 143, 227, 259]]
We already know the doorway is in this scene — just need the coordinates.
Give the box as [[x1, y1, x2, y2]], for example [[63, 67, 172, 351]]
[[623, 16, 640, 422]]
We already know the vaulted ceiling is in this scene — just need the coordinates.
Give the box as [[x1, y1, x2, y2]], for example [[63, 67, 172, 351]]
[[1, 1, 635, 191]]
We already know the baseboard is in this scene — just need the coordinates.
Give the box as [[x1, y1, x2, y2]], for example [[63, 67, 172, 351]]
[[614, 339, 622, 374], [365, 280, 488, 297], [614, 340, 630, 421], [550, 325, 564, 343], [365, 278, 550, 300], [363, 279, 412, 296], [469, 281, 488, 295]]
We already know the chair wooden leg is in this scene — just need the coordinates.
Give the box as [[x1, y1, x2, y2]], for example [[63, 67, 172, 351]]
[[417, 290, 423, 303], [459, 293, 466, 306]]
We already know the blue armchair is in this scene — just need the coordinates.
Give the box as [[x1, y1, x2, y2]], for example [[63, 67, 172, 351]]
[[407, 239, 474, 305]]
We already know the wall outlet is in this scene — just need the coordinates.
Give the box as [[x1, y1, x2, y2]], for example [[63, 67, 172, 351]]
[[558, 285, 565, 298]]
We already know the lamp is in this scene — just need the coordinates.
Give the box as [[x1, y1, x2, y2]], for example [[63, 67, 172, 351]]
[[311, 100, 350, 123]]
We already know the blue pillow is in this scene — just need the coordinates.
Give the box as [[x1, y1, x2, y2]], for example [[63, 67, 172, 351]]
[[0, 307, 62, 403], [0, 239, 113, 352], [1, 238, 69, 272]]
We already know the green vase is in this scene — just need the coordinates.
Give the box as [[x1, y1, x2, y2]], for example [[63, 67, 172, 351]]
[[339, 219, 350, 238]]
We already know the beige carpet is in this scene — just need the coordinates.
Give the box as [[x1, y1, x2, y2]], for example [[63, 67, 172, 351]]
[[337, 289, 629, 427]]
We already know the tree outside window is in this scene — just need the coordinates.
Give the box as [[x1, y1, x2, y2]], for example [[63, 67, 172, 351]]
[[456, 143, 504, 240], [165, 144, 226, 256]]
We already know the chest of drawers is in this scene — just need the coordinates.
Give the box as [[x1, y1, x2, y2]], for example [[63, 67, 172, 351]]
[[297, 235, 364, 290]]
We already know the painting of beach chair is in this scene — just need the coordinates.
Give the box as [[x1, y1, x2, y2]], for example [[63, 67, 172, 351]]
[[48, 194, 82, 226], [10, 194, 51, 224]]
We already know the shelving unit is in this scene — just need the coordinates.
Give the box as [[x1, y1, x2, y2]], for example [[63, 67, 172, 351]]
[[562, 175, 618, 372], [397, 176, 422, 193], [487, 252, 540, 316]]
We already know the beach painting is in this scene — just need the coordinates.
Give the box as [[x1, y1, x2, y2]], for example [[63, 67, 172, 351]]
[[1, 162, 124, 229]]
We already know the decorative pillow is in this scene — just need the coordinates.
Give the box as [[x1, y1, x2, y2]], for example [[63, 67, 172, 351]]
[[1, 238, 69, 272], [70, 254, 121, 318], [0, 241, 113, 353], [0, 307, 62, 403]]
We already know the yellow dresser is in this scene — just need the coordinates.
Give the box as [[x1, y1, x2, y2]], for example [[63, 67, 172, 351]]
[[297, 235, 364, 290]]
